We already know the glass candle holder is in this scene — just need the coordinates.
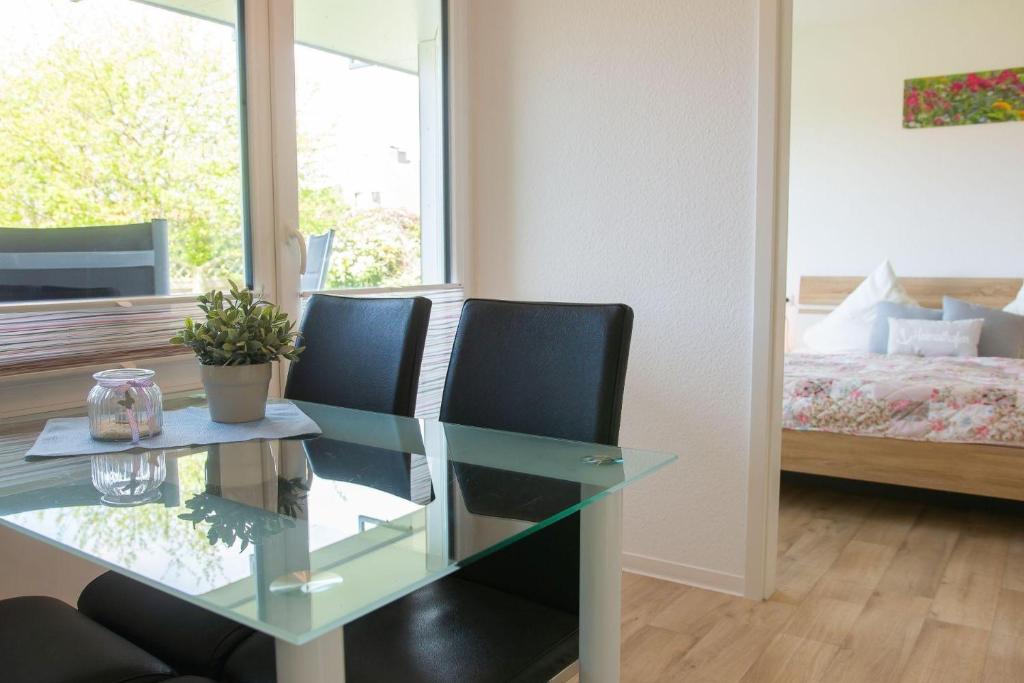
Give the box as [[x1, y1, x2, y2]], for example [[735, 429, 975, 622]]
[[87, 369, 163, 442], [91, 452, 166, 506]]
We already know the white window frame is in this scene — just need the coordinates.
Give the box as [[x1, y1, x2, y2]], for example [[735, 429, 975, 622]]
[[0, 0, 461, 417]]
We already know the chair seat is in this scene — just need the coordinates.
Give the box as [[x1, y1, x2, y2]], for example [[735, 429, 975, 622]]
[[0, 596, 176, 683], [223, 574, 579, 683], [78, 572, 254, 680]]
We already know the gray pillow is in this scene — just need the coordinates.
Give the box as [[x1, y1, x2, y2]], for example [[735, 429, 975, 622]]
[[943, 297, 1024, 358], [869, 302, 942, 353], [887, 318, 983, 357]]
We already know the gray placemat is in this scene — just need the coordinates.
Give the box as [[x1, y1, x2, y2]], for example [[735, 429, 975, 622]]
[[26, 402, 321, 458]]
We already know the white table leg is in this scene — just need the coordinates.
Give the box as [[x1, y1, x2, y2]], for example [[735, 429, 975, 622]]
[[579, 490, 623, 683], [275, 627, 345, 683]]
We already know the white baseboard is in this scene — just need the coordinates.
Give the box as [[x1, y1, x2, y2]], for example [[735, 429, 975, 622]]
[[622, 551, 745, 596]]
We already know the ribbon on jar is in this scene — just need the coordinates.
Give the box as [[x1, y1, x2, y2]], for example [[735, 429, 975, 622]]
[[116, 378, 155, 443]]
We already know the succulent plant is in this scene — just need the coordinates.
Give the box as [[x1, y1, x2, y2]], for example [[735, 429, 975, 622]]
[[170, 282, 303, 366]]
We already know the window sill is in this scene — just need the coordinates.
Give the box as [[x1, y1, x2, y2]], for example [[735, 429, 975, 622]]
[[0, 355, 202, 420], [0, 282, 462, 314], [300, 282, 462, 299], [0, 293, 200, 315], [0, 283, 463, 419]]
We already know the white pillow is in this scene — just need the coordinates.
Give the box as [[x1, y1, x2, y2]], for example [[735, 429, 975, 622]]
[[887, 318, 983, 357], [802, 260, 916, 353], [1005, 283, 1024, 316]]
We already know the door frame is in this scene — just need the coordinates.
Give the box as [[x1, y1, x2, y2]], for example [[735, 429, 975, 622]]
[[744, 0, 793, 600]]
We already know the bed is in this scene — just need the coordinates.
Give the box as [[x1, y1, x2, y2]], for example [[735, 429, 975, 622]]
[[782, 276, 1024, 501]]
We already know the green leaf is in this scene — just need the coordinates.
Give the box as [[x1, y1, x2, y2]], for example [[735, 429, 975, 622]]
[[172, 286, 301, 366]]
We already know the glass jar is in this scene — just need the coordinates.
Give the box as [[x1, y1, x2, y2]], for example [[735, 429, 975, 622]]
[[87, 369, 163, 442], [91, 452, 166, 506]]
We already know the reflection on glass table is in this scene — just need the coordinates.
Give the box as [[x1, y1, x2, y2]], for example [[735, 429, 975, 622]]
[[91, 452, 167, 507]]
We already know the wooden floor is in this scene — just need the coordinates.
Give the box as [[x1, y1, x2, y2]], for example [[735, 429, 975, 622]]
[[610, 477, 1024, 682]]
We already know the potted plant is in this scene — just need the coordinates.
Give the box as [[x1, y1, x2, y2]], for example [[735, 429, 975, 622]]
[[170, 282, 303, 423]]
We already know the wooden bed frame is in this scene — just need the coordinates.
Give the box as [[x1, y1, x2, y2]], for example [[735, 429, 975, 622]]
[[783, 275, 1024, 501]]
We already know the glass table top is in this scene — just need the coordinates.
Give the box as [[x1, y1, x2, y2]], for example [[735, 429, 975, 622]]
[[0, 397, 677, 645]]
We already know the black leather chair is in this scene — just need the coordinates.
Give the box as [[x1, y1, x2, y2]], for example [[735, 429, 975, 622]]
[[0, 596, 218, 683], [221, 299, 634, 683], [6, 295, 431, 682], [283, 294, 432, 415]]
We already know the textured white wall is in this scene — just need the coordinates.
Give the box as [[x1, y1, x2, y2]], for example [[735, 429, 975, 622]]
[[467, 0, 759, 583], [0, 526, 103, 603], [788, 0, 1024, 297]]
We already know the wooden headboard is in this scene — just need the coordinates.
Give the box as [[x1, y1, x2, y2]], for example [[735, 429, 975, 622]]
[[799, 276, 1022, 310]]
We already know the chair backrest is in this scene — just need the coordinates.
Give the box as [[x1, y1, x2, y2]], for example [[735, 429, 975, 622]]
[[284, 294, 432, 417], [299, 230, 335, 292], [440, 298, 634, 614], [305, 440, 434, 506], [440, 299, 633, 444], [0, 220, 170, 302]]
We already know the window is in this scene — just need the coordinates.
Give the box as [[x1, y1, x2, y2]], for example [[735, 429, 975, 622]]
[[293, 0, 447, 292], [0, 0, 248, 303], [0, 1, 457, 409]]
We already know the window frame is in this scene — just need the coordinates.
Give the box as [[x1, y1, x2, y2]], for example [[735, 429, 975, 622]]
[[277, 0, 452, 298], [0, 0, 457, 415]]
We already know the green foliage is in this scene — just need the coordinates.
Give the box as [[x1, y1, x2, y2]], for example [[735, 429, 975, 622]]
[[307, 207, 422, 289], [0, 16, 244, 289], [0, 5, 423, 292], [55, 452, 235, 585], [296, 181, 421, 289], [170, 282, 303, 366]]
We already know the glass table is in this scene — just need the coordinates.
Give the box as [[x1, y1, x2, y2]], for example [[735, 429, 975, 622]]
[[0, 398, 677, 683]]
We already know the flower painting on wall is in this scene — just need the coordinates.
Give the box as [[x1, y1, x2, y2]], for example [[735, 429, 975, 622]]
[[903, 67, 1024, 128]]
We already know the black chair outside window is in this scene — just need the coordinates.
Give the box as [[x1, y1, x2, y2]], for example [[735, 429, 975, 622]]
[[298, 230, 334, 293], [0, 221, 170, 302]]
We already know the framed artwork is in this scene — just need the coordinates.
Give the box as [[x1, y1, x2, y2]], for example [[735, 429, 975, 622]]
[[903, 67, 1024, 128]]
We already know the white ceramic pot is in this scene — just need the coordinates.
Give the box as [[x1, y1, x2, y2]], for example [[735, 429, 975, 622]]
[[199, 363, 272, 423]]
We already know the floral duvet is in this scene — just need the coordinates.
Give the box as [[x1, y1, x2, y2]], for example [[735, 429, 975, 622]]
[[783, 353, 1024, 447]]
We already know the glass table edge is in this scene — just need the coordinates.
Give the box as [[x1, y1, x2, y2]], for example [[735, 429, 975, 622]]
[[292, 398, 680, 458], [0, 512, 453, 647], [0, 451, 678, 645], [289, 449, 679, 644], [11, 397, 677, 468], [453, 451, 679, 570], [2, 397, 681, 645]]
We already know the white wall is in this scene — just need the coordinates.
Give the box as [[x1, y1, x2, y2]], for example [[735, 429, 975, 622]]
[[467, 0, 759, 589], [787, 0, 1024, 298], [0, 526, 103, 603]]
